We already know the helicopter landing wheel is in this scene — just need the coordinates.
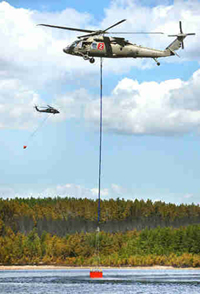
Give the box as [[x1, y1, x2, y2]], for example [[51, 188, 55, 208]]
[[153, 58, 160, 66], [90, 58, 95, 64]]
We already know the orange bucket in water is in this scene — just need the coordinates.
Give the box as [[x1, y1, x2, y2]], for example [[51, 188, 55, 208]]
[[23, 145, 27, 149], [90, 270, 103, 278]]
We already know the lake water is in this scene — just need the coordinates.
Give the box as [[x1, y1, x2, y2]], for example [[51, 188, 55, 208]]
[[0, 268, 200, 294]]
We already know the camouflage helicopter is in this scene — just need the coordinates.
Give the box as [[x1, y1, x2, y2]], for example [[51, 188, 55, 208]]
[[38, 19, 195, 66]]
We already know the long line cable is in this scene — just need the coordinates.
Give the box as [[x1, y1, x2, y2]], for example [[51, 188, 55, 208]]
[[24, 114, 50, 148], [98, 57, 103, 224], [94, 57, 103, 269], [29, 115, 50, 139]]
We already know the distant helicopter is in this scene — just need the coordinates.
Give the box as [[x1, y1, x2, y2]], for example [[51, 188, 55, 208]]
[[35, 105, 60, 114], [38, 19, 195, 66], [23, 105, 59, 149]]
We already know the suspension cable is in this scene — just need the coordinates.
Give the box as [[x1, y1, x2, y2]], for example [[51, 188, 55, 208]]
[[24, 114, 50, 149], [98, 57, 103, 224]]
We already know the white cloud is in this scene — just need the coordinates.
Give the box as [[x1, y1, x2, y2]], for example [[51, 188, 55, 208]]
[[0, 1, 200, 131], [0, 184, 95, 199], [0, 1, 98, 86], [0, 184, 197, 205], [0, 183, 122, 200], [183, 193, 193, 199], [0, 2, 98, 129], [0, 0, 199, 85], [44, 184, 94, 198], [111, 183, 126, 195], [0, 187, 16, 198], [0, 78, 44, 129], [101, 0, 199, 68], [91, 188, 109, 197], [51, 88, 91, 122], [2, 67, 200, 135], [84, 68, 200, 135]]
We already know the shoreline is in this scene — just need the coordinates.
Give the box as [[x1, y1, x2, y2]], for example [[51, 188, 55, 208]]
[[0, 265, 200, 270]]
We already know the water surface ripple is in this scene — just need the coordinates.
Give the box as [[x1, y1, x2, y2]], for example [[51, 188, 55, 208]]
[[0, 268, 200, 294]]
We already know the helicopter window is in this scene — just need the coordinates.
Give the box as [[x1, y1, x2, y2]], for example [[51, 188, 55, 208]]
[[91, 42, 97, 49], [70, 40, 79, 48], [77, 41, 83, 48]]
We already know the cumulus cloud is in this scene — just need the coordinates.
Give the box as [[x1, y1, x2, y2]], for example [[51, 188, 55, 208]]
[[0, 0, 199, 84], [101, 0, 199, 69], [84, 68, 200, 135], [2, 67, 200, 135], [0, 1, 97, 84], [0, 1, 200, 131], [0, 1, 97, 129], [0, 78, 44, 129]]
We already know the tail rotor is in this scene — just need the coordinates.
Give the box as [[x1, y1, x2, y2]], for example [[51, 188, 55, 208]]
[[168, 21, 195, 49]]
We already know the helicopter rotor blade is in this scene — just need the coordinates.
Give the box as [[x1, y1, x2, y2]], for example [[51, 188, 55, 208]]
[[38, 20, 126, 38], [38, 24, 94, 34], [47, 105, 55, 109], [77, 19, 127, 38], [78, 31, 164, 38], [107, 31, 164, 34], [78, 32, 100, 38], [103, 19, 126, 32], [181, 41, 184, 49], [179, 21, 183, 34], [38, 20, 164, 39]]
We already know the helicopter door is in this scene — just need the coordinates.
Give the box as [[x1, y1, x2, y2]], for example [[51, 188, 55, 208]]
[[91, 42, 105, 56]]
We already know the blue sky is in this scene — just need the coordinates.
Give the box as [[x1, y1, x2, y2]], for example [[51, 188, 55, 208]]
[[1, 0, 200, 204]]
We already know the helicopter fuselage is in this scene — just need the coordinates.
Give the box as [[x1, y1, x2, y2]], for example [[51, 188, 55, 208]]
[[35, 106, 59, 114], [39, 19, 195, 66], [63, 36, 172, 65]]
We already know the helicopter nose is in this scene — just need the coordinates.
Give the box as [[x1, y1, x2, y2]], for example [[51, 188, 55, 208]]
[[63, 46, 69, 54]]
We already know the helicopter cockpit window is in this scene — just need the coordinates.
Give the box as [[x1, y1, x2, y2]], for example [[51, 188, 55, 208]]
[[70, 40, 79, 48], [77, 41, 83, 48]]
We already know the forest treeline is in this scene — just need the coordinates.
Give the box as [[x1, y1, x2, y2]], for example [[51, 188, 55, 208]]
[[1, 197, 200, 267], [1, 224, 200, 267], [0, 197, 200, 235]]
